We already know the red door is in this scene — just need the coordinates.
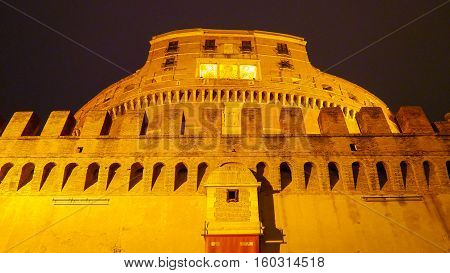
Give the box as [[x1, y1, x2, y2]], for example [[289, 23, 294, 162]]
[[205, 235, 259, 253]]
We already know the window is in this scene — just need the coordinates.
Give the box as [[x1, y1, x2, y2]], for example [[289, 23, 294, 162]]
[[85, 163, 100, 190], [423, 161, 432, 187], [277, 43, 289, 55], [241, 41, 252, 52], [227, 189, 239, 202], [162, 57, 176, 68], [18, 163, 35, 190], [199, 63, 218, 78], [279, 60, 293, 69], [322, 84, 333, 91], [129, 162, 144, 190], [204, 39, 216, 51], [180, 112, 186, 135], [280, 162, 292, 191], [219, 64, 238, 79], [328, 162, 340, 190], [376, 162, 388, 190], [166, 41, 179, 53], [107, 163, 120, 189], [239, 65, 257, 79], [199, 62, 257, 80], [174, 163, 188, 191]]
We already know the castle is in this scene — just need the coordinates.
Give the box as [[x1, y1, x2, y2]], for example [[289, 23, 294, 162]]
[[0, 29, 448, 253]]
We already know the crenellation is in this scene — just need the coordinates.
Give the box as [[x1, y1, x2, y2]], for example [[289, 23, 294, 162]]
[[356, 107, 392, 135], [433, 120, 450, 135], [396, 106, 435, 134], [79, 110, 111, 137], [41, 111, 76, 137], [0, 28, 448, 253], [280, 107, 305, 135], [1, 112, 41, 138], [318, 107, 349, 135]]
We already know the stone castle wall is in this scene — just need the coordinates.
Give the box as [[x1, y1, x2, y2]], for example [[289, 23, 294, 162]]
[[0, 104, 449, 252]]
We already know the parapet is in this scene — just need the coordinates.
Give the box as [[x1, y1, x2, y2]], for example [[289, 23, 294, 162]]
[[280, 108, 305, 135], [1, 112, 40, 137], [41, 111, 76, 137], [241, 107, 262, 136], [396, 106, 434, 134], [356, 107, 392, 134], [1, 106, 447, 139], [80, 110, 111, 137], [318, 107, 348, 135]]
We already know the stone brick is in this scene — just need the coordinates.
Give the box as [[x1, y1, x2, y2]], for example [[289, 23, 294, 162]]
[[110, 110, 146, 136], [434, 121, 450, 134], [1, 112, 40, 137], [356, 107, 391, 134], [318, 107, 349, 134], [80, 110, 110, 137], [241, 107, 262, 136], [280, 107, 305, 135], [41, 111, 75, 137], [396, 106, 434, 134]]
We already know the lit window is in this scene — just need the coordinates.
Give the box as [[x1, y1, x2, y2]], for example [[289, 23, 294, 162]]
[[239, 65, 257, 79], [199, 64, 217, 78], [219, 64, 238, 79]]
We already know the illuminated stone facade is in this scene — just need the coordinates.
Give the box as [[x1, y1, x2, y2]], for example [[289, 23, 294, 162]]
[[0, 29, 449, 253]]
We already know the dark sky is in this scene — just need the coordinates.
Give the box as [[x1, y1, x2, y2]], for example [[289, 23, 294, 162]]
[[0, 0, 449, 122]]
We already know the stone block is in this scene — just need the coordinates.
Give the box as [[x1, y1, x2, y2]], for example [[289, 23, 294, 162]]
[[318, 107, 348, 134], [280, 107, 305, 135], [396, 106, 434, 134], [41, 111, 76, 137], [1, 112, 40, 137], [80, 110, 111, 137], [356, 107, 391, 134]]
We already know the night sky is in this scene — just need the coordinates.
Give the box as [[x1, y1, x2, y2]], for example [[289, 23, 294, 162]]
[[0, 0, 449, 122]]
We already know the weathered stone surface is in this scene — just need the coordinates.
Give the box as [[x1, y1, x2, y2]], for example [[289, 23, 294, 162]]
[[318, 107, 348, 134], [356, 107, 392, 134], [0, 29, 448, 253], [396, 106, 434, 134]]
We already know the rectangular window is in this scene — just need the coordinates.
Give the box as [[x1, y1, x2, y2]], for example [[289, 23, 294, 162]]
[[227, 189, 239, 202], [322, 84, 333, 91], [162, 57, 176, 68], [199, 63, 218, 78], [167, 41, 179, 52], [204, 39, 216, 51], [219, 64, 238, 79], [241, 41, 252, 52], [239, 65, 257, 79], [277, 43, 289, 55], [279, 60, 292, 69]]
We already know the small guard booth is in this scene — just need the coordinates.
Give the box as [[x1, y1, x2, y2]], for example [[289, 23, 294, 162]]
[[203, 163, 262, 253]]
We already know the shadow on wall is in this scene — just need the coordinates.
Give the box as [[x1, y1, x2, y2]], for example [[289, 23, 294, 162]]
[[254, 162, 284, 253]]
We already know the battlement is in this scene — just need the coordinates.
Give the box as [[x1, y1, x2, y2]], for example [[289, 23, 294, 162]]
[[0, 106, 448, 139], [0, 105, 448, 197]]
